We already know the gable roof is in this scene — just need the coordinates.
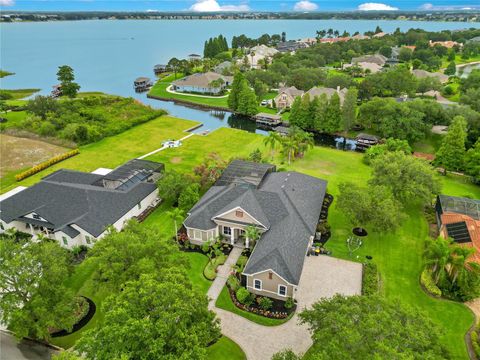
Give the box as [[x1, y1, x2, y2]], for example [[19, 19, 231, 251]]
[[351, 54, 387, 66], [305, 87, 348, 104], [278, 86, 304, 98], [172, 72, 233, 88], [0, 160, 163, 237], [412, 69, 449, 83], [184, 160, 327, 285]]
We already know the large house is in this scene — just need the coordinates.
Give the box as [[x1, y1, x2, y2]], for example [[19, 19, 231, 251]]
[[0, 159, 164, 248], [436, 195, 480, 263], [305, 86, 348, 105], [171, 72, 233, 95], [245, 45, 278, 69], [184, 160, 327, 300], [274, 86, 304, 109], [351, 54, 388, 66], [412, 69, 449, 84]]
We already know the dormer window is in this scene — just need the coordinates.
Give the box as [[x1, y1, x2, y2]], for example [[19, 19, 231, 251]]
[[235, 210, 244, 218], [32, 214, 41, 220]]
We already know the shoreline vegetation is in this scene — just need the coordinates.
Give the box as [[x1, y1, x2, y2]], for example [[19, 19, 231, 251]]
[[0, 70, 15, 78]]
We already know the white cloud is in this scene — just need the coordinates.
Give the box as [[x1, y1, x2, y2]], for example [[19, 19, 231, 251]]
[[420, 3, 479, 10], [293, 0, 318, 11], [189, 0, 250, 12], [0, 0, 15, 6], [146, 9, 159, 12], [358, 2, 398, 11], [420, 3, 433, 10]]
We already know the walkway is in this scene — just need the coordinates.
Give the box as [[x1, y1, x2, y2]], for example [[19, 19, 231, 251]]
[[207, 247, 243, 307], [137, 133, 194, 160], [166, 85, 229, 99], [209, 255, 363, 360]]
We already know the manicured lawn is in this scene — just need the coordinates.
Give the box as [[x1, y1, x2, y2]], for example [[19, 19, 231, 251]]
[[412, 132, 443, 154], [149, 73, 229, 109], [1, 110, 28, 129], [215, 286, 293, 326], [207, 336, 246, 360], [0, 116, 198, 193], [0, 88, 40, 100], [204, 254, 227, 280]]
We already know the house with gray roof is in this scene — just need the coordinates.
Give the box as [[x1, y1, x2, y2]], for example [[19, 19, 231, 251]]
[[172, 72, 233, 95], [184, 160, 327, 300], [351, 54, 388, 66], [305, 86, 348, 105], [0, 159, 163, 248]]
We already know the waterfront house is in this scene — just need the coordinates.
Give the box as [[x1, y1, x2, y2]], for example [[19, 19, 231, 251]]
[[276, 40, 308, 53], [171, 72, 233, 95], [274, 86, 304, 109], [183, 160, 327, 300], [436, 195, 480, 263], [246, 45, 278, 69], [351, 54, 388, 66], [344, 61, 383, 74], [412, 69, 449, 84], [0, 159, 164, 248], [305, 86, 348, 105]]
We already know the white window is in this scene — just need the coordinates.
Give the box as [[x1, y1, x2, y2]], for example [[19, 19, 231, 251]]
[[194, 230, 201, 239], [223, 226, 231, 235], [33, 214, 41, 220], [62, 237, 68, 245], [85, 236, 91, 244], [278, 285, 287, 297], [254, 279, 262, 290]]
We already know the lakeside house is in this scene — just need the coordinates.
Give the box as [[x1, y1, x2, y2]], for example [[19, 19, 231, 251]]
[[183, 160, 327, 300], [245, 45, 278, 69], [305, 86, 348, 105], [412, 69, 449, 84], [344, 61, 383, 74], [351, 54, 388, 66], [0, 159, 164, 248], [171, 72, 233, 95], [274, 86, 304, 109], [436, 195, 480, 263], [276, 40, 309, 53]]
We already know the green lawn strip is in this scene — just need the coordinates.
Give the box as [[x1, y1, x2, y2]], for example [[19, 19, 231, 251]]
[[0, 116, 198, 194], [204, 254, 227, 280], [207, 336, 246, 360], [145, 127, 266, 173], [0, 88, 40, 100], [1, 110, 28, 128], [186, 252, 212, 294], [287, 146, 480, 360]]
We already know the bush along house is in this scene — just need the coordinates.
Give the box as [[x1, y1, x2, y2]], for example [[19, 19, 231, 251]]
[[184, 160, 327, 301], [0, 159, 164, 248]]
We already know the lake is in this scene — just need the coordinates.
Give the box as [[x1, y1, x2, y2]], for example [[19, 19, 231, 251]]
[[1, 19, 479, 134]]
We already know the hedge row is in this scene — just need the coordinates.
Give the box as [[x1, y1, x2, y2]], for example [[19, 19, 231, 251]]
[[472, 327, 480, 359], [420, 268, 442, 297], [15, 149, 80, 181], [362, 262, 380, 296]]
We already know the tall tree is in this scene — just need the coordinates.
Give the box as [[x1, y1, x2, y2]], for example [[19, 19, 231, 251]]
[[77, 272, 221, 360], [323, 93, 342, 133], [435, 115, 467, 173], [342, 87, 357, 133], [263, 131, 282, 160], [0, 239, 76, 340], [444, 61, 457, 76], [369, 151, 441, 207], [236, 81, 258, 116], [167, 207, 185, 240], [57, 65, 80, 98], [294, 295, 450, 359], [227, 72, 245, 110], [167, 57, 181, 79], [464, 139, 480, 182]]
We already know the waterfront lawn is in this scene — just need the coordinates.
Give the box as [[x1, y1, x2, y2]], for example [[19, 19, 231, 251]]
[[216, 286, 292, 326], [149, 73, 230, 109], [207, 336, 246, 360], [0, 88, 40, 100], [0, 116, 198, 193]]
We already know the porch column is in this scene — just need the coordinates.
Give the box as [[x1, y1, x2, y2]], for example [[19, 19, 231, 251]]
[[230, 227, 235, 245], [246, 236, 249, 249], [29, 223, 34, 235]]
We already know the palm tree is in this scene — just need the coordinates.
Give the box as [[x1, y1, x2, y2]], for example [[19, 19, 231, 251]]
[[263, 131, 282, 160], [250, 51, 256, 69], [281, 136, 298, 165], [167, 207, 184, 241], [424, 237, 451, 284], [244, 225, 261, 249], [448, 246, 474, 284]]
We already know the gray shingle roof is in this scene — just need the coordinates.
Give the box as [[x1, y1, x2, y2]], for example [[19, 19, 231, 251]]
[[184, 161, 327, 285], [0, 161, 162, 237]]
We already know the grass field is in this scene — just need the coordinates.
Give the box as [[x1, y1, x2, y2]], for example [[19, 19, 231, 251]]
[[207, 336, 246, 360], [0, 88, 40, 100], [5, 114, 477, 359]]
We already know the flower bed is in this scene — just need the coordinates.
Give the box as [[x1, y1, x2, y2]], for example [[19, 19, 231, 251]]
[[226, 285, 295, 319]]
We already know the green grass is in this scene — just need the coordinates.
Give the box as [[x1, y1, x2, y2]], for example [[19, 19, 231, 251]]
[[0, 88, 39, 100], [216, 286, 293, 326], [1, 110, 28, 129], [149, 73, 229, 109], [412, 132, 443, 154], [207, 336, 246, 360], [204, 254, 227, 280], [0, 70, 14, 78], [1, 116, 198, 193]]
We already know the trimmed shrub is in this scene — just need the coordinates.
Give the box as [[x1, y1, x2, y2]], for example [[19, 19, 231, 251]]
[[15, 149, 80, 181], [258, 296, 273, 311], [471, 329, 480, 358], [284, 297, 294, 310], [236, 288, 254, 306], [362, 262, 380, 295], [421, 268, 442, 297]]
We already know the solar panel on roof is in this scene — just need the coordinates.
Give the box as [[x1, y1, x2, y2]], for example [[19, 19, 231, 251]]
[[215, 160, 275, 188], [446, 221, 472, 244]]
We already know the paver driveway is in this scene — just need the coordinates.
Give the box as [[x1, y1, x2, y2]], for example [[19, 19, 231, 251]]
[[210, 254, 363, 360]]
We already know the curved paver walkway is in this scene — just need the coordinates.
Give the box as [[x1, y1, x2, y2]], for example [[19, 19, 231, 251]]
[[208, 255, 363, 360]]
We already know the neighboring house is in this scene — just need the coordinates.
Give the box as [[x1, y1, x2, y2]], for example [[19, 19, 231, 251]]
[[344, 61, 383, 74], [246, 45, 278, 69], [436, 195, 480, 263], [299, 37, 317, 46], [351, 54, 388, 66], [412, 69, 449, 84], [467, 36, 480, 43], [429, 40, 461, 49], [274, 86, 304, 109], [373, 32, 387, 38], [352, 34, 370, 40], [0, 159, 164, 248], [305, 86, 348, 105], [184, 160, 327, 300], [213, 61, 233, 75], [188, 53, 202, 61], [276, 40, 308, 53], [171, 72, 233, 95]]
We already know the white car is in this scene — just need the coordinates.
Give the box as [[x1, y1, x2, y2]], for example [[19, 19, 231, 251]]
[[162, 140, 182, 148], [260, 100, 268, 106]]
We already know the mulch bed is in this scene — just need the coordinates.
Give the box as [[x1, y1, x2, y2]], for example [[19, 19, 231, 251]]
[[50, 296, 96, 338]]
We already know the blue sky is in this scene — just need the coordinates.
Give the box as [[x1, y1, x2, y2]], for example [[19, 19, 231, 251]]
[[1, 0, 479, 12]]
